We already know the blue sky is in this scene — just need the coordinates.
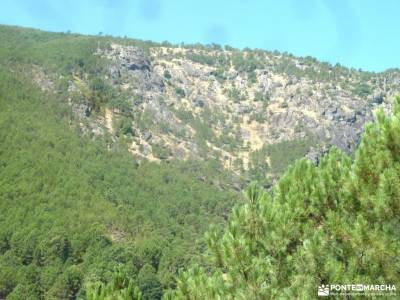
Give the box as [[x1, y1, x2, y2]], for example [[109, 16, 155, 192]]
[[1, 0, 399, 72]]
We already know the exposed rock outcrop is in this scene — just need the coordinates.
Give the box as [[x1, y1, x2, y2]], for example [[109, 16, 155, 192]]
[[61, 44, 400, 177]]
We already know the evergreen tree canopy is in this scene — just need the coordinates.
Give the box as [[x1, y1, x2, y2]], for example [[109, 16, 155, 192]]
[[0, 65, 236, 298], [173, 96, 400, 299], [86, 268, 142, 300]]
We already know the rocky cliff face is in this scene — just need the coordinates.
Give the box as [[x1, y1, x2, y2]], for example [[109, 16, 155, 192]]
[[42, 42, 400, 183]]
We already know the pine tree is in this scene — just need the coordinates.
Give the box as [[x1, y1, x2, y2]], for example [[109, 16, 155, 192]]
[[86, 268, 142, 300], [172, 96, 400, 299]]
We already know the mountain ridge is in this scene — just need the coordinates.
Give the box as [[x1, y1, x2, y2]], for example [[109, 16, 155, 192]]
[[8, 24, 397, 186]]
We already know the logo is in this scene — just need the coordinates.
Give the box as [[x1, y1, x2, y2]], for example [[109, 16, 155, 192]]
[[318, 285, 330, 296], [318, 283, 396, 297]]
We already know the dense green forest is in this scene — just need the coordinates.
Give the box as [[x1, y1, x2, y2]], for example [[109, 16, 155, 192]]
[[0, 67, 238, 298]]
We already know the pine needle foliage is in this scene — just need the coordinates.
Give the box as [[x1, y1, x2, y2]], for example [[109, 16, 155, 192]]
[[172, 96, 400, 299]]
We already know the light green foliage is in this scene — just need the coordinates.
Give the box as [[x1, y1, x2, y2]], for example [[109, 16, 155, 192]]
[[192, 117, 217, 144], [226, 87, 243, 103], [137, 108, 155, 131], [173, 97, 400, 299], [86, 269, 142, 300]]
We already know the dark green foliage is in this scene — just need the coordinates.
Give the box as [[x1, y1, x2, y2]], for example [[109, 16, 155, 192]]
[[265, 136, 315, 174], [173, 96, 400, 299], [175, 87, 186, 98], [192, 117, 217, 145], [163, 70, 172, 79], [48, 265, 83, 299], [138, 264, 163, 300], [247, 136, 315, 186], [210, 66, 226, 82], [247, 70, 257, 84], [231, 52, 263, 73], [253, 90, 267, 102], [0, 26, 108, 76], [151, 143, 171, 160], [116, 116, 134, 136], [353, 82, 373, 97], [186, 53, 216, 66], [0, 66, 237, 298], [248, 111, 267, 123], [88, 76, 116, 112], [108, 94, 133, 117], [272, 54, 367, 85], [173, 109, 194, 124], [248, 148, 271, 188]]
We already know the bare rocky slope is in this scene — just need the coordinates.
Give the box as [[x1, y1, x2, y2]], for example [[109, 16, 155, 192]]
[[35, 38, 400, 186]]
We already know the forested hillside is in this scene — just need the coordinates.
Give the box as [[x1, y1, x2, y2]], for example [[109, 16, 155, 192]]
[[0, 25, 399, 299], [0, 67, 237, 298]]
